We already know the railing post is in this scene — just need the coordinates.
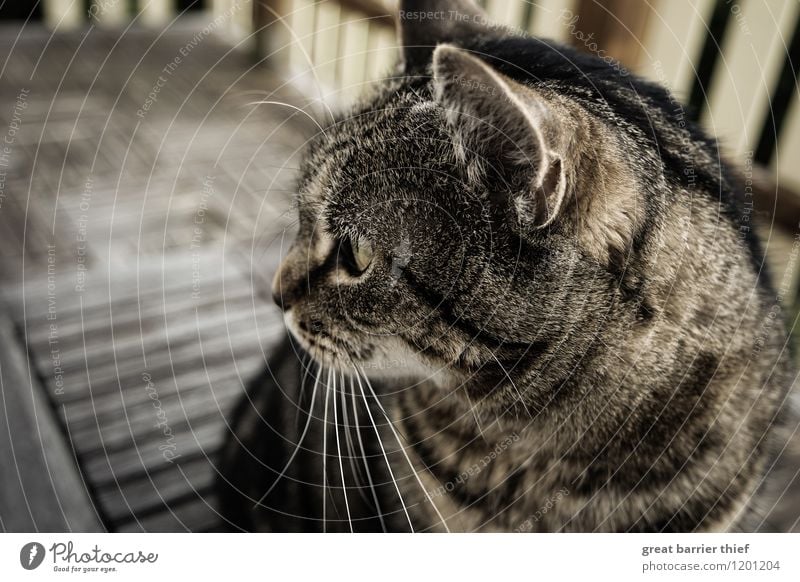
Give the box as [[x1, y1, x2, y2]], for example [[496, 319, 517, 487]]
[[89, 0, 129, 28], [572, 0, 653, 70], [138, 0, 173, 28], [42, 0, 83, 31], [253, 0, 293, 64]]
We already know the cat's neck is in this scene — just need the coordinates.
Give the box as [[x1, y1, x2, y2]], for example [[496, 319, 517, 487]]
[[394, 375, 530, 446]]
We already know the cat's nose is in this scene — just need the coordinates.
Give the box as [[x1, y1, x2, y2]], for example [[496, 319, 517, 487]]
[[271, 259, 304, 311], [271, 284, 285, 310], [271, 267, 291, 311]]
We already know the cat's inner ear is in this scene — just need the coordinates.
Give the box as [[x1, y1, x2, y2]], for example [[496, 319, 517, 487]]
[[397, 0, 493, 72], [433, 44, 568, 229]]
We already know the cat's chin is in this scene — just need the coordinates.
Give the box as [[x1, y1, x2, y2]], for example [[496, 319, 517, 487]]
[[283, 315, 361, 372], [286, 327, 346, 370]]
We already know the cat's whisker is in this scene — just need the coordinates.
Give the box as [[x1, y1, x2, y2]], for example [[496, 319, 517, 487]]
[[463, 387, 487, 442], [245, 100, 328, 138], [332, 370, 354, 532], [356, 366, 451, 533], [352, 365, 415, 532], [322, 367, 332, 532], [223, 0, 789, 534], [245, 3, 337, 126], [253, 361, 321, 508], [349, 375, 387, 532], [241, 163, 303, 172], [294, 354, 312, 429], [253, 216, 301, 267], [234, 89, 332, 128], [339, 370, 365, 493], [489, 352, 534, 420]]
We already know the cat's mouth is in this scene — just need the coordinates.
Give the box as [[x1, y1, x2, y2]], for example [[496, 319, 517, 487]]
[[284, 312, 364, 369], [296, 330, 340, 365]]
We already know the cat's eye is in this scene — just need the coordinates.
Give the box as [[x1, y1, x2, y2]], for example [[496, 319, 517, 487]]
[[352, 236, 374, 272], [341, 235, 374, 275]]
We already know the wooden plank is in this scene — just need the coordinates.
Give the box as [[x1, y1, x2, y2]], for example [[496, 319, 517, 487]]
[[4, 246, 244, 312], [69, 380, 242, 455], [37, 323, 275, 406], [115, 495, 222, 532], [62, 355, 263, 423], [97, 457, 218, 523], [30, 292, 271, 366], [34, 307, 274, 388], [0, 312, 104, 532], [25, 281, 254, 347], [83, 420, 225, 486], [50, 331, 274, 405]]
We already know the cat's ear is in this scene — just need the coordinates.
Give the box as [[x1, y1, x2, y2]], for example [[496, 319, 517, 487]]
[[433, 45, 568, 229], [397, 0, 494, 71]]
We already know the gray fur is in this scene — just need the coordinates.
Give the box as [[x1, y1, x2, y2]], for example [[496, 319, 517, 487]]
[[218, 0, 794, 532]]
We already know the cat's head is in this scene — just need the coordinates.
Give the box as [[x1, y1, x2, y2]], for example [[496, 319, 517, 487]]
[[272, 0, 645, 399]]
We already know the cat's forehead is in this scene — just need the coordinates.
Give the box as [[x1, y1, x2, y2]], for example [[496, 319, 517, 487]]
[[299, 92, 457, 208]]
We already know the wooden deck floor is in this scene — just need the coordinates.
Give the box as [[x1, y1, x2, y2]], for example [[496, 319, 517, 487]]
[[0, 21, 305, 531], [1, 20, 799, 533]]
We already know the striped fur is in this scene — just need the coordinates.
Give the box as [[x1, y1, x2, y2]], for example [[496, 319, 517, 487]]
[[218, 0, 794, 532]]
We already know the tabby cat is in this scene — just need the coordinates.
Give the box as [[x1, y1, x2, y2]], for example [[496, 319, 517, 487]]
[[217, 0, 793, 532]]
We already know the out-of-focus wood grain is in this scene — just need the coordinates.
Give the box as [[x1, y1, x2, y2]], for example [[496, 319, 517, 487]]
[[573, 0, 653, 69], [0, 313, 104, 532], [0, 21, 303, 532]]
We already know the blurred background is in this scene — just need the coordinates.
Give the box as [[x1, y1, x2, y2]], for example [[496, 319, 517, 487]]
[[0, 0, 799, 532]]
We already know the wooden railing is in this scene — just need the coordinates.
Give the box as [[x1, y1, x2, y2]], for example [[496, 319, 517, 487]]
[[249, 0, 800, 301], [34, 0, 800, 297], [252, 6, 800, 192]]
